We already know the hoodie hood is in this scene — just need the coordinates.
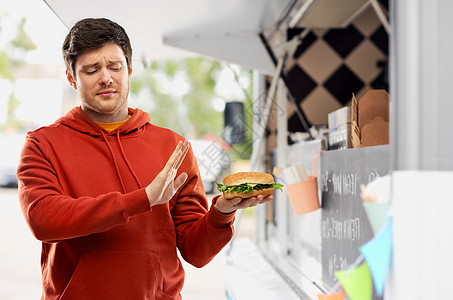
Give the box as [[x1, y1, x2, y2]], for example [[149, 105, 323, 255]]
[[56, 106, 150, 137], [54, 106, 150, 192]]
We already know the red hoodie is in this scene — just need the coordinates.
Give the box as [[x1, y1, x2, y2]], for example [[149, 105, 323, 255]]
[[17, 107, 235, 300]]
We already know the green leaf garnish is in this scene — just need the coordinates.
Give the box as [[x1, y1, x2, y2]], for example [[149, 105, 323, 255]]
[[216, 181, 284, 193]]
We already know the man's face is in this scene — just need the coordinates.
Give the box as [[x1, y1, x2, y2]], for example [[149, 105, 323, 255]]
[[67, 43, 132, 120]]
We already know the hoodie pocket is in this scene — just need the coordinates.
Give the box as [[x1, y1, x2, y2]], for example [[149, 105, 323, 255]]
[[60, 250, 173, 300]]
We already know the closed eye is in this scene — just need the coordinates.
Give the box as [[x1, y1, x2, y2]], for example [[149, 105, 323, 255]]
[[85, 69, 98, 75], [109, 64, 122, 72]]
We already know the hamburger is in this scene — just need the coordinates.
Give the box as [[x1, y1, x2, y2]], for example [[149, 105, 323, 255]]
[[216, 172, 284, 199]]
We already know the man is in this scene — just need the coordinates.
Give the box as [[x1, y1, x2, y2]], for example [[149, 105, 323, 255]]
[[17, 18, 272, 299]]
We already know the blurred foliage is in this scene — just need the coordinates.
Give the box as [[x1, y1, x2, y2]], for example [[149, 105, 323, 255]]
[[0, 15, 36, 131], [0, 13, 257, 158], [10, 18, 37, 51], [0, 52, 13, 79], [131, 58, 221, 138], [130, 57, 255, 158], [7, 90, 21, 116]]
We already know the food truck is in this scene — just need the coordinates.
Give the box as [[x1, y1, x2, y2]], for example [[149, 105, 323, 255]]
[[44, 0, 453, 299]]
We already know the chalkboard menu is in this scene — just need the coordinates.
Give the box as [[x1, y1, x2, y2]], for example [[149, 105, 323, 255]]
[[320, 145, 390, 299]]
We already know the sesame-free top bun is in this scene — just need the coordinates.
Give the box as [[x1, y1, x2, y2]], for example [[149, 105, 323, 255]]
[[223, 172, 273, 186]]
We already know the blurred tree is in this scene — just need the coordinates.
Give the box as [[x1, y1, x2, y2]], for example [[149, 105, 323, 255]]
[[130, 57, 255, 158], [131, 58, 222, 138], [0, 15, 37, 131], [10, 18, 37, 51]]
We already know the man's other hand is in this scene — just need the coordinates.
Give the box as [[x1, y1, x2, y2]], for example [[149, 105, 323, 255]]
[[214, 194, 274, 214]]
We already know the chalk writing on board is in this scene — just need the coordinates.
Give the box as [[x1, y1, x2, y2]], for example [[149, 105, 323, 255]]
[[332, 172, 358, 197], [321, 146, 390, 300], [322, 217, 361, 241], [321, 170, 329, 192], [368, 170, 381, 184], [328, 254, 349, 278]]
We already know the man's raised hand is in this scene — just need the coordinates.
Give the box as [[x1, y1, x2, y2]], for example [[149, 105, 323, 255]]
[[145, 140, 190, 207]]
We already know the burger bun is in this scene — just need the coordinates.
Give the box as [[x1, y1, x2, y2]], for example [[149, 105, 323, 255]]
[[223, 172, 273, 186]]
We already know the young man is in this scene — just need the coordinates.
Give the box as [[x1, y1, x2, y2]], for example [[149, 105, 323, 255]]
[[17, 18, 272, 299]]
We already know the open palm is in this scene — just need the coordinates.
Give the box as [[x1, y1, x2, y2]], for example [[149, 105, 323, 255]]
[[146, 140, 190, 207]]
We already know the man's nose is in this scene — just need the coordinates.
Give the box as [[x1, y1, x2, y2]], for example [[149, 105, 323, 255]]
[[99, 69, 113, 85]]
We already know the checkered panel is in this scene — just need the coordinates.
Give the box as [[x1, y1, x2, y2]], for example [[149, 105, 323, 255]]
[[291, 31, 318, 59], [324, 65, 365, 105], [284, 5, 389, 132], [286, 65, 317, 101], [323, 25, 365, 58], [378, 0, 389, 10]]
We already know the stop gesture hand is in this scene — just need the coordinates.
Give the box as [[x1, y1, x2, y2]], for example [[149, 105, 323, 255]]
[[145, 140, 190, 207]]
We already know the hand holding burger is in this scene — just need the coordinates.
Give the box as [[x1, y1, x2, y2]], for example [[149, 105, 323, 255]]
[[217, 172, 283, 199], [213, 172, 283, 214]]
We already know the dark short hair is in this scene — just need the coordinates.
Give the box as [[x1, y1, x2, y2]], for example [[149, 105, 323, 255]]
[[62, 18, 132, 77]]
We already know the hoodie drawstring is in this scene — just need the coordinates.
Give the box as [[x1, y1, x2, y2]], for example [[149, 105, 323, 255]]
[[100, 130, 143, 194], [116, 130, 143, 188], [100, 130, 127, 193]]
